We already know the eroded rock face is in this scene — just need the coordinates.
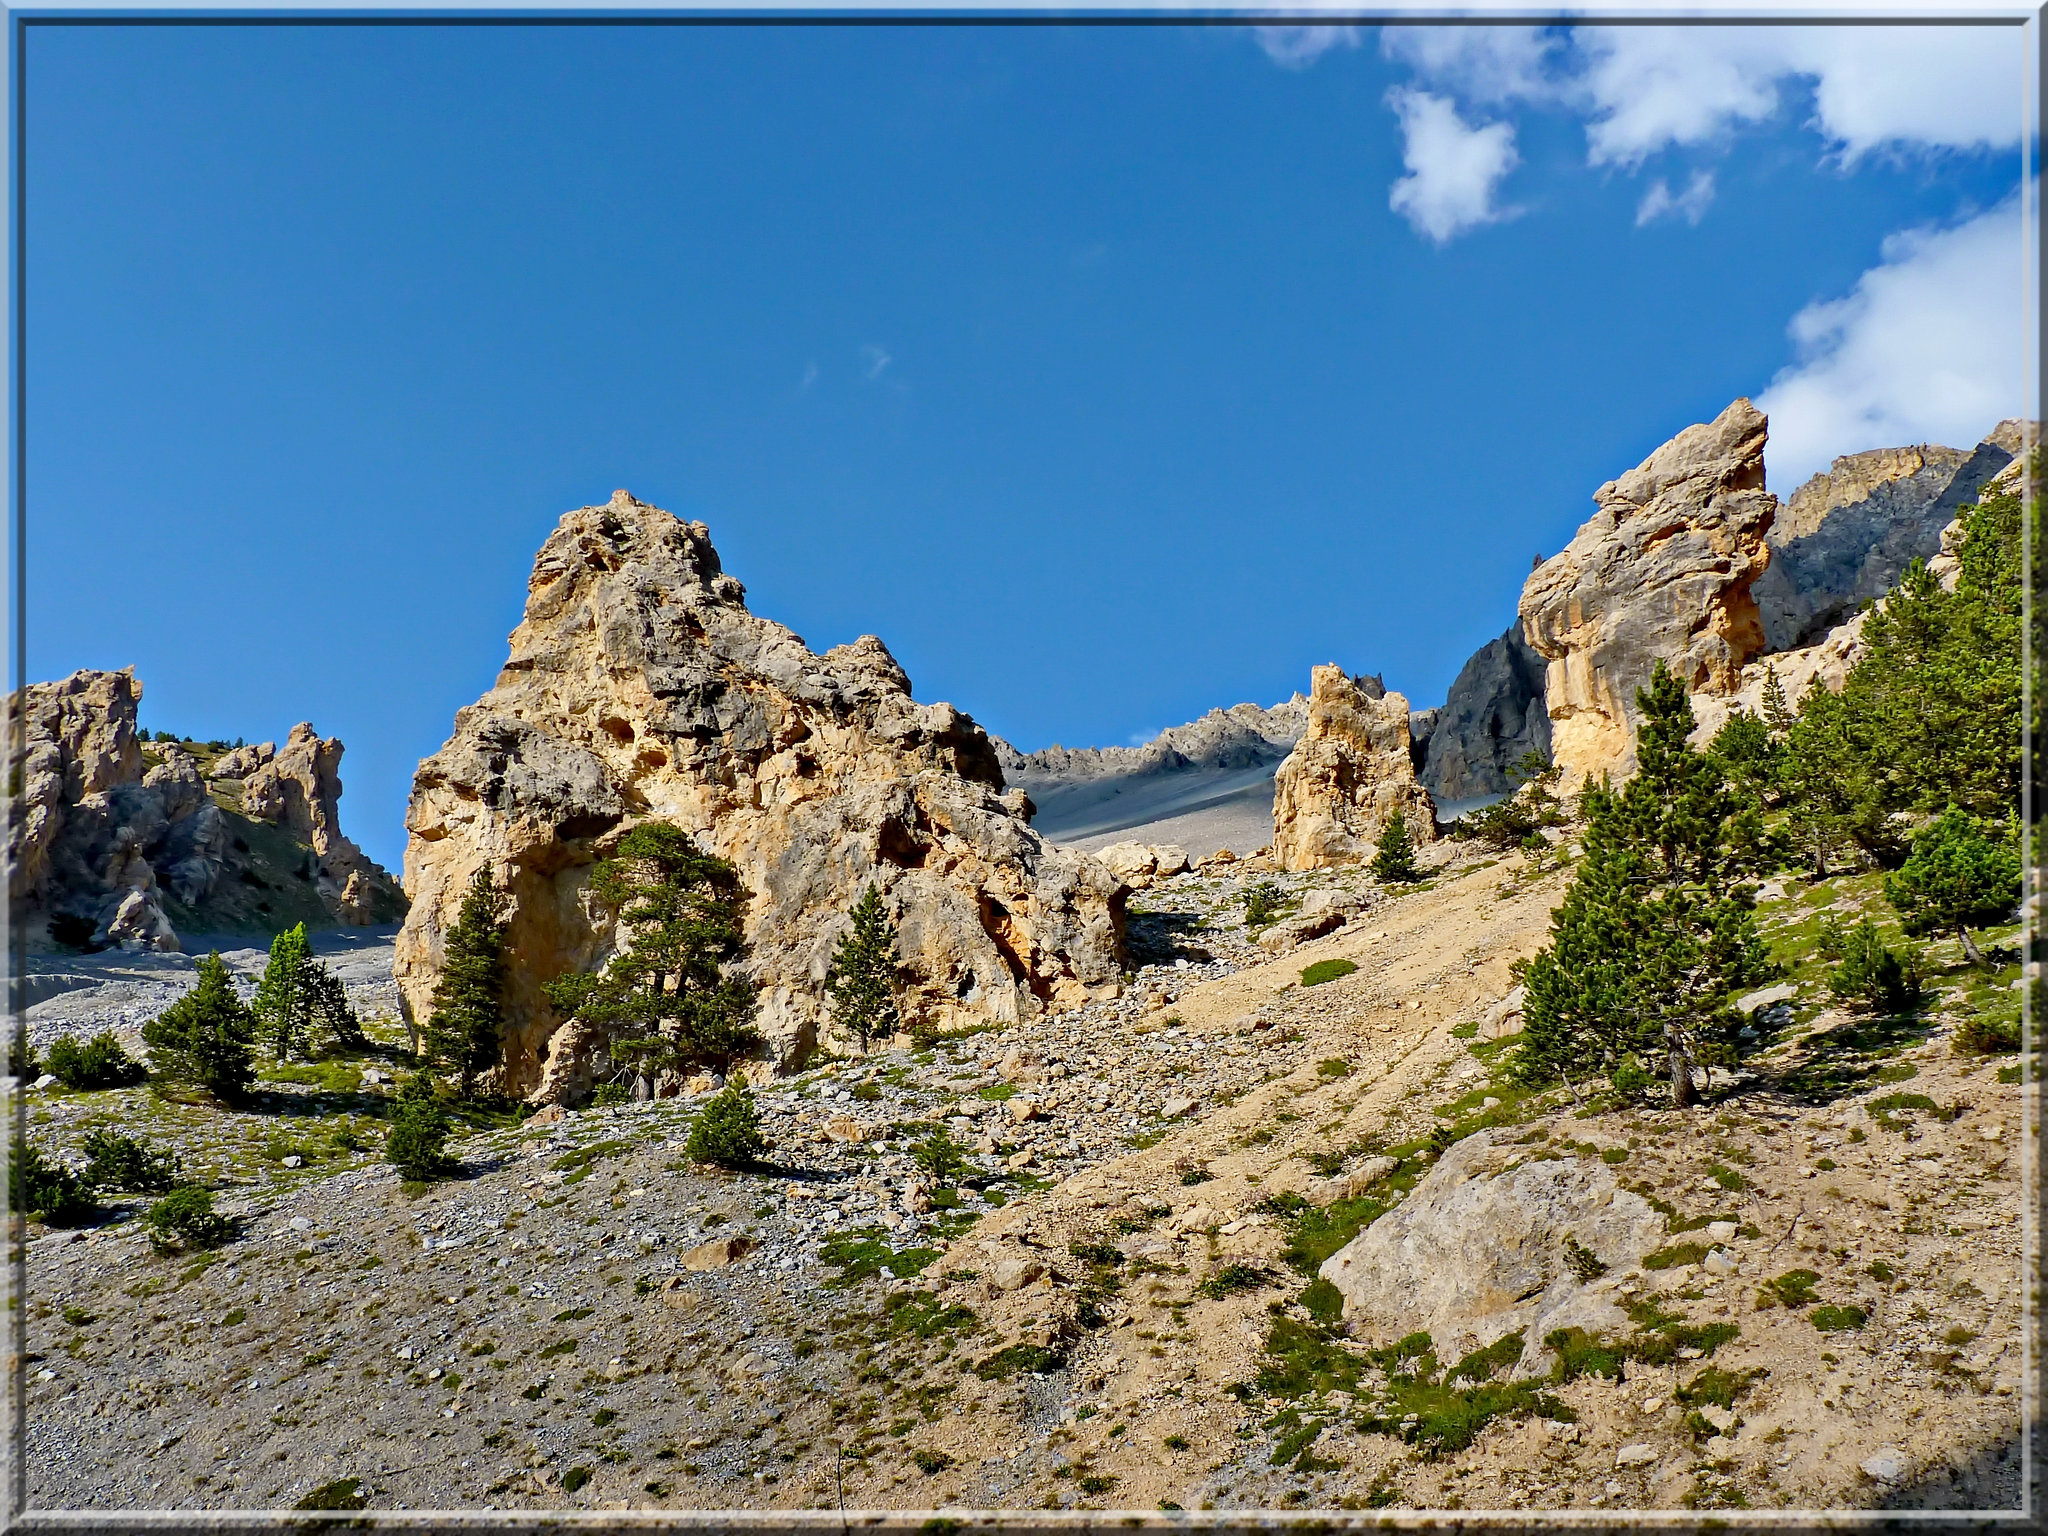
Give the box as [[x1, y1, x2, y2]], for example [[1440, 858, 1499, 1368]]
[[1750, 427, 2026, 651], [5, 669, 397, 950], [1318, 1129, 1665, 1370], [1421, 624, 1553, 802], [239, 723, 391, 923], [1519, 398, 1777, 788], [1270, 666, 1436, 872], [393, 490, 1126, 1101]]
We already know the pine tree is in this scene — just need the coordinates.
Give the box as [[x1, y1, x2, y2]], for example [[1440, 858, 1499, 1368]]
[[685, 1082, 767, 1168], [1514, 663, 1776, 1108], [1370, 809, 1421, 883], [543, 823, 760, 1094], [252, 924, 315, 1061], [824, 885, 901, 1050], [422, 865, 510, 1097], [143, 953, 257, 1101], [304, 961, 364, 1053], [1884, 805, 2021, 967], [1760, 665, 1792, 735], [384, 1072, 457, 1181]]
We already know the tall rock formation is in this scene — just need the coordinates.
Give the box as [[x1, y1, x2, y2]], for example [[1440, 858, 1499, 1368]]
[[1519, 399, 1776, 788], [1750, 423, 2029, 651], [232, 724, 394, 924], [1419, 624, 1553, 802], [1270, 666, 1437, 871], [393, 490, 1126, 1101], [6, 669, 400, 950]]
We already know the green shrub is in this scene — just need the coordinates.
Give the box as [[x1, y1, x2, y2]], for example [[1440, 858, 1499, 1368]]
[[1810, 1305, 1867, 1332], [144, 1186, 236, 1254], [561, 1466, 592, 1494], [907, 1123, 967, 1185], [9, 1137, 97, 1225], [294, 1478, 366, 1511], [1300, 1278, 1345, 1325], [1955, 1013, 2022, 1055], [1827, 920, 1922, 1015], [1764, 1269, 1821, 1308], [1301, 959, 1358, 988], [685, 1083, 766, 1169], [1317, 1058, 1353, 1078], [912, 1448, 954, 1475], [1242, 883, 1284, 929], [9, 1028, 39, 1079], [1642, 1241, 1708, 1271], [1196, 1263, 1270, 1299], [44, 1032, 147, 1091], [1561, 1235, 1607, 1282], [80, 1130, 182, 1192], [590, 1083, 633, 1108], [972, 1343, 1062, 1380]]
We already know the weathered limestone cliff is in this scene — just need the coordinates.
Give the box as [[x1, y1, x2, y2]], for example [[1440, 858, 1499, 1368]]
[[1750, 423, 2028, 651], [393, 491, 1126, 1100], [6, 669, 400, 950], [1270, 666, 1437, 871], [1519, 399, 1776, 788], [1419, 623, 1553, 802]]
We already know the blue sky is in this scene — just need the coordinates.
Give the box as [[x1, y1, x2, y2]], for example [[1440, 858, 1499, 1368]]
[[29, 20, 2032, 872]]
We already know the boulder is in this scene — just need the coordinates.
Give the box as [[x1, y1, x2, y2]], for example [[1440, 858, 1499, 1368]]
[[1271, 666, 1437, 871], [1420, 624, 1554, 802], [393, 491, 1126, 1101], [682, 1236, 754, 1271], [1317, 1129, 1665, 1368], [1519, 399, 1777, 788]]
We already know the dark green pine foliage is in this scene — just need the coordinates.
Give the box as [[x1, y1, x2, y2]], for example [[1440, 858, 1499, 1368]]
[[824, 884, 901, 1050], [1514, 663, 1777, 1108], [544, 822, 760, 1089], [252, 924, 315, 1062], [384, 1072, 458, 1181], [685, 1082, 767, 1168], [1370, 809, 1421, 883], [143, 953, 258, 1101], [1884, 805, 2021, 967], [422, 865, 510, 1096], [303, 961, 365, 1053]]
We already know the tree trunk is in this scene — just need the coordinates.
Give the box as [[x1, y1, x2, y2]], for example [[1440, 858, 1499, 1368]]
[[1959, 925, 1987, 967], [1666, 1022, 1696, 1109]]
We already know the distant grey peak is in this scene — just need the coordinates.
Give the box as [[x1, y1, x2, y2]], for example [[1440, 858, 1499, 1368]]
[[1003, 695, 1310, 783]]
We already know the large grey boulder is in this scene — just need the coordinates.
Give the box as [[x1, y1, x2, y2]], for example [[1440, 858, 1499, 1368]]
[[1318, 1129, 1665, 1371]]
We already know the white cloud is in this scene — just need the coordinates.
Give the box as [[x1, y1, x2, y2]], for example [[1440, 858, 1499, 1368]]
[[1379, 24, 1562, 106], [1635, 170, 1716, 226], [798, 360, 819, 392], [1386, 88, 1521, 243], [1255, 25, 1360, 69], [861, 345, 892, 381], [1755, 193, 2027, 489], [1573, 25, 2023, 167]]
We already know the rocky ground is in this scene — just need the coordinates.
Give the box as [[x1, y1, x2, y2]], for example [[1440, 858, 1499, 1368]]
[[16, 843, 2032, 1515]]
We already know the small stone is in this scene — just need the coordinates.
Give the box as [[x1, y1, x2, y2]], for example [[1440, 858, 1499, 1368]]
[[1008, 1099, 1041, 1124], [1702, 1248, 1736, 1276], [1860, 1449, 1907, 1482], [1705, 1435, 1736, 1458], [1705, 1221, 1738, 1243], [289, 1216, 313, 1233], [31, 1074, 57, 1090], [1614, 1444, 1657, 1470], [281, 1155, 303, 1169], [991, 1257, 1047, 1292], [1162, 1097, 1197, 1119]]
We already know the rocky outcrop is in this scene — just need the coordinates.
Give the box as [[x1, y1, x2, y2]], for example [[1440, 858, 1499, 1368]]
[[5, 669, 398, 950], [235, 723, 391, 923], [1318, 1129, 1666, 1369], [1270, 666, 1437, 871], [1750, 424, 2029, 651], [1420, 624, 1553, 802], [393, 491, 1126, 1101], [1092, 842, 1191, 889], [1519, 399, 1777, 788]]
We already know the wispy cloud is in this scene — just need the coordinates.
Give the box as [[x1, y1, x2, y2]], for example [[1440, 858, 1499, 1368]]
[[861, 344, 892, 381], [1756, 192, 2026, 488], [1635, 170, 1716, 226], [797, 360, 819, 393], [1254, 25, 1359, 70], [1386, 88, 1521, 244]]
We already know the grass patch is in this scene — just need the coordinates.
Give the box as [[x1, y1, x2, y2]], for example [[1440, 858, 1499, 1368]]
[[971, 1343, 1063, 1381], [1196, 1263, 1270, 1300], [1810, 1305, 1867, 1332], [820, 1225, 942, 1288], [1300, 959, 1358, 987]]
